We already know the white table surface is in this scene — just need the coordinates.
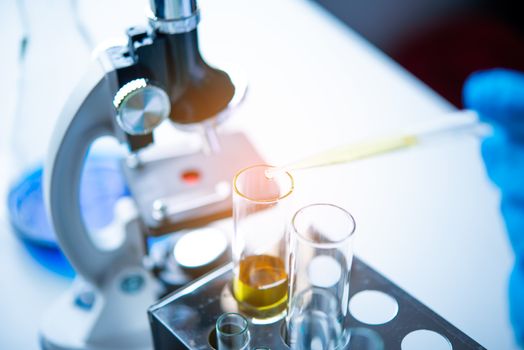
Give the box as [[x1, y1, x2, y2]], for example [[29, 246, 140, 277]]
[[0, 0, 516, 349]]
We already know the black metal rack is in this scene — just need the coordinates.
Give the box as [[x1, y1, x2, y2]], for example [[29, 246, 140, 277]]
[[149, 257, 485, 349]]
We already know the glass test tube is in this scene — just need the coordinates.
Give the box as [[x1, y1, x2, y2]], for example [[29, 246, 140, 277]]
[[287, 287, 344, 349], [232, 164, 294, 321], [348, 328, 384, 350], [287, 203, 356, 349], [216, 313, 250, 350]]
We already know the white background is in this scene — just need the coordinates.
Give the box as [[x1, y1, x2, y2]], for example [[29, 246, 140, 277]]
[[0, 0, 516, 349]]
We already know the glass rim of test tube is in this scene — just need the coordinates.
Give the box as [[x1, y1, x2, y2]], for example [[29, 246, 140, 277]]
[[233, 164, 294, 203], [216, 312, 249, 338], [291, 203, 356, 248]]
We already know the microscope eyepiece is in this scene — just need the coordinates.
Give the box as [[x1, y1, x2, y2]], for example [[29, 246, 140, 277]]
[[148, 0, 199, 34]]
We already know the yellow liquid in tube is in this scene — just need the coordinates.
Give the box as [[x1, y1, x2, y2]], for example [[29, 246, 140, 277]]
[[233, 255, 288, 316]]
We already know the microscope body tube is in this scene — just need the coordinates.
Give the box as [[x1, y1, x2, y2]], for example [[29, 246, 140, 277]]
[[149, 0, 198, 21]]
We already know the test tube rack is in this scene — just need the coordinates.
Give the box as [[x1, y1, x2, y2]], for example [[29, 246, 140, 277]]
[[148, 257, 485, 349]]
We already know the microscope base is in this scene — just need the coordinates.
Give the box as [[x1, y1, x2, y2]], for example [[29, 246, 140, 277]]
[[40, 273, 155, 350], [40, 214, 157, 350]]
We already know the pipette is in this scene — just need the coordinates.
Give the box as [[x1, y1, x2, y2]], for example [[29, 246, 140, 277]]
[[267, 110, 491, 177]]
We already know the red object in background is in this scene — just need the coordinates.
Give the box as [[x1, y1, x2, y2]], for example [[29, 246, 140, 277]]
[[391, 15, 524, 107], [181, 169, 201, 185]]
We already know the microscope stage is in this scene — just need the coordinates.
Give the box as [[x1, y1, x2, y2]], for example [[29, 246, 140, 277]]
[[123, 132, 264, 236]]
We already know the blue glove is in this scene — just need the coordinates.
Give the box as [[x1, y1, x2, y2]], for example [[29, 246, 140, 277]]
[[463, 69, 524, 346]]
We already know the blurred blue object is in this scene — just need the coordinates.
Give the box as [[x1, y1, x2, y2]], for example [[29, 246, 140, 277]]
[[22, 240, 76, 278], [464, 68, 524, 346], [7, 156, 129, 277]]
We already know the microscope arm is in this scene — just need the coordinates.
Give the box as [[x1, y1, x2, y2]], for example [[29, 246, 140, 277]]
[[44, 58, 120, 287]]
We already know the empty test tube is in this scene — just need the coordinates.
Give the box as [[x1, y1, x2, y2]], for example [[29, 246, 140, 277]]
[[216, 313, 250, 350]]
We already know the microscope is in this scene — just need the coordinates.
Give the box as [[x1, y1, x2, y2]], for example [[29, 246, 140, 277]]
[[40, 1, 262, 349]]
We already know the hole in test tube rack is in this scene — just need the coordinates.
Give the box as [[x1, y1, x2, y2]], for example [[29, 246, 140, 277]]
[[401, 329, 452, 350], [307, 255, 342, 288], [348, 290, 399, 325]]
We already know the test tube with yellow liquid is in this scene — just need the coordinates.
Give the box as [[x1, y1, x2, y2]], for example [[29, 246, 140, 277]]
[[232, 164, 294, 323]]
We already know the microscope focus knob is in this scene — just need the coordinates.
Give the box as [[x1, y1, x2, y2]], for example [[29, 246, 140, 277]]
[[113, 79, 171, 135]]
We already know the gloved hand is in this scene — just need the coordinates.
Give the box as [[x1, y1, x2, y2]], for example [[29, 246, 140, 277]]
[[463, 68, 524, 347]]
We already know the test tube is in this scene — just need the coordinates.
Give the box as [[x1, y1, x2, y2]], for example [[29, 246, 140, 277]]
[[216, 313, 250, 350], [348, 328, 384, 350], [287, 287, 345, 349], [232, 164, 294, 321], [287, 203, 356, 348]]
